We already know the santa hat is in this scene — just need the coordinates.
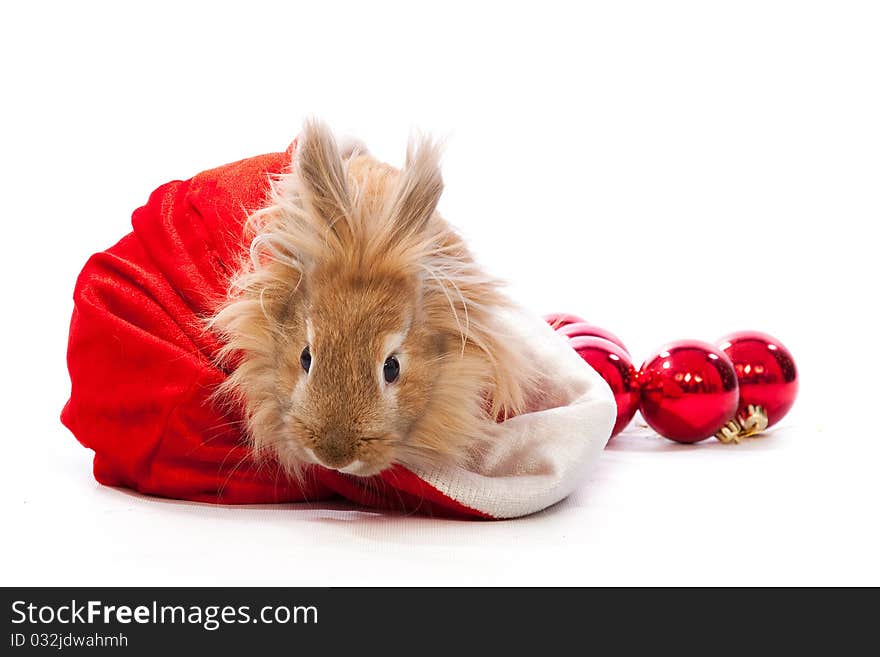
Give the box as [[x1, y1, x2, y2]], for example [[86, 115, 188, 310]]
[[61, 143, 615, 519]]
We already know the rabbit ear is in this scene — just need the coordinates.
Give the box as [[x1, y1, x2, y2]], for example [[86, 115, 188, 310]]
[[295, 119, 352, 244], [383, 135, 444, 248]]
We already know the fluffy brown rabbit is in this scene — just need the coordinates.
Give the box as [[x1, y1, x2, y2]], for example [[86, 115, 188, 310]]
[[210, 120, 538, 479]]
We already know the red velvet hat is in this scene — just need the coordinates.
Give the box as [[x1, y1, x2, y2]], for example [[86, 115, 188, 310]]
[[62, 144, 615, 519]]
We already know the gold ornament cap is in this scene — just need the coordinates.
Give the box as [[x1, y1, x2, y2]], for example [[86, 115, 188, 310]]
[[715, 405, 769, 444]]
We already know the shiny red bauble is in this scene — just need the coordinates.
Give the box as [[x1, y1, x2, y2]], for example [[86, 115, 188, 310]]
[[544, 313, 586, 329], [639, 340, 739, 443], [717, 331, 798, 427], [557, 322, 630, 355], [570, 337, 639, 438]]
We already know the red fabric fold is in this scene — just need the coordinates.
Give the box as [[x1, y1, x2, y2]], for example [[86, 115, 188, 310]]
[[61, 148, 488, 518]]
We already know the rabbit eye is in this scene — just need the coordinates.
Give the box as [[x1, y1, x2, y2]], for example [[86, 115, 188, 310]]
[[383, 355, 400, 384], [300, 346, 312, 373]]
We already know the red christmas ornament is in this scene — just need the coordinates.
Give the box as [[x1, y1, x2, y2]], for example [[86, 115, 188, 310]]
[[544, 312, 586, 330], [717, 331, 798, 428], [570, 337, 639, 438], [557, 322, 630, 355], [639, 340, 739, 443]]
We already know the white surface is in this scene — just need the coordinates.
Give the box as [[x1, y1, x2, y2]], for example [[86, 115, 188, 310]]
[[1, 1, 878, 585]]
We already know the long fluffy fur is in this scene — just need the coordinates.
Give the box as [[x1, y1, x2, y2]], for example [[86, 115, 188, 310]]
[[209, 120, 538, 477]]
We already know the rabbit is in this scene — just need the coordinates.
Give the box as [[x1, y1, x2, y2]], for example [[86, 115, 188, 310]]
[[209, 120, 539, 479]]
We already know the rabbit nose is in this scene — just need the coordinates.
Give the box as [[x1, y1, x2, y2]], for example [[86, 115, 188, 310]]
[[313, 431, 357, 469]]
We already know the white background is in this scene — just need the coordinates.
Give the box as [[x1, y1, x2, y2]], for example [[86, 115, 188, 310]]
[[1, 1, 878, 585]]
